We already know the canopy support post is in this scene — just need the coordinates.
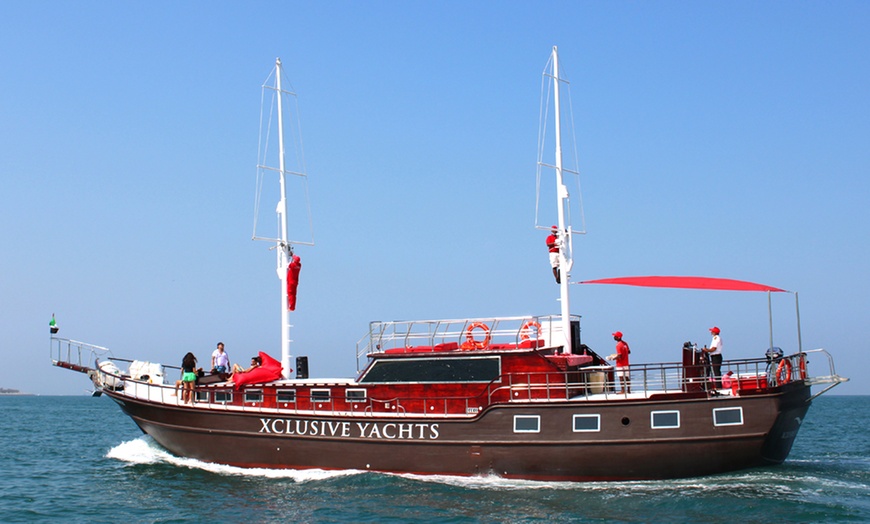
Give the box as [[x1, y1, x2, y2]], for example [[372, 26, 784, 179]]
[[768, 291, 774, 351], [795, 291, 803, 353]]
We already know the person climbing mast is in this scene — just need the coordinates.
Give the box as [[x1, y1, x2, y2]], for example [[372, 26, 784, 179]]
[[546, 225, 561, 283]]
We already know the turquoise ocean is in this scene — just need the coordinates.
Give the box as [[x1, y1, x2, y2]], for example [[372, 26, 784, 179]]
[[1, 395, 867, 523]]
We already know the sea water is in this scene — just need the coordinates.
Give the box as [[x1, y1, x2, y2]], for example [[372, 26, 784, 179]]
[[0, 395, 867, 523]]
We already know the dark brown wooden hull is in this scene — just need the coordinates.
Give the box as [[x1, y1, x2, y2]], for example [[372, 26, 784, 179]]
[[106, 383, 811, 481]]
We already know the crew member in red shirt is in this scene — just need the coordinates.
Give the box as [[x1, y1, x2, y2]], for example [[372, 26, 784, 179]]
[[608, 331, 631, 394], [546, 226, 560, 283]]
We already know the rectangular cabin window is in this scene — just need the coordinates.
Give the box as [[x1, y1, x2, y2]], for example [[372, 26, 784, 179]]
[[713, 407, 744, 426], [310, 389, 331, 403], [359, 356, 500, 384], [513, 415, 540, 433], [572, 414, 601, 432], [244, 390, 263, 403], [651, 410, 680, 429], [194, 391, 209, 403], [214, 391, 233, 403], [277, 390, 296, 403], [345, 389, 367, 403]]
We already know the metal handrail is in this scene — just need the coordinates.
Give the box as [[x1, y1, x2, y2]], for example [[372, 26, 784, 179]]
[[354, 314, 581, 371], [60, 345, 846, 417], [50, 337, 112, 368]]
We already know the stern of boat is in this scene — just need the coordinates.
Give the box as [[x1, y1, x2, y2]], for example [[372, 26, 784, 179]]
[[761, 348, 848, 463]]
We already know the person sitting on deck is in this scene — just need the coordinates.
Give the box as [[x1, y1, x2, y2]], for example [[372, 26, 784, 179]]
[[232, 356, 262, 376], [721, 370, 735, 390], [231, 351, 284, 389]]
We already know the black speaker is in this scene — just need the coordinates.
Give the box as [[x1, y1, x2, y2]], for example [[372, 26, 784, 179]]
[[296, 356, 309, 379], [570, 320, 583, 354]]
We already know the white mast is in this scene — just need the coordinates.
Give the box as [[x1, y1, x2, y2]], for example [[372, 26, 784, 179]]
[[275, 57, 293, 379], [254, 58, 312, 379], [552, 46, 573, 354]]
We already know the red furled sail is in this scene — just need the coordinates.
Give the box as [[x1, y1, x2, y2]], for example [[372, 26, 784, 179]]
[[580, 276, 786, 292], [287, 255, 301, 310], [233, 351, 284, 390]]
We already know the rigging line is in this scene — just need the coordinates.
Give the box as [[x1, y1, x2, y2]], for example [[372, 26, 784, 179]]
[[276, 81, 314, 246], [287, 92, 315, 246], [253, 84, 268, 238], [255, 65, 315, 247], [253, 82, 278, 240], [535, 59, 553, 229], [564, 79, 586, 235], [261, 62, 276, 90]]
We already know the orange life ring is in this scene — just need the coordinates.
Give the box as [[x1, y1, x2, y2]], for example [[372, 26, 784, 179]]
[[776, 359, 792, 386], [798, 354, 807, 380], [462, 322, 491, 350], [520, 321, 542, 340]]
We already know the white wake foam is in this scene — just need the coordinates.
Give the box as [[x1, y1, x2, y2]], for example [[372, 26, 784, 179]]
[[107, 437, 851, 493], [105, 436, 363, 482]]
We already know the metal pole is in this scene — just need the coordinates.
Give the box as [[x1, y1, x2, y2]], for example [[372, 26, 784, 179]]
[[768, 291, 774, 351], [795, 291, 803, 353], [552, 46, 572, 354], [275, 58, 292, 379]]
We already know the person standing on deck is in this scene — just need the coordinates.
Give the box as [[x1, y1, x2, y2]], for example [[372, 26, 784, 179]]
[[546, 226, 560, 284], [704, 327, 723, 388], [211, 341, 230, 374], [608, 331, 631, 394], [180, 352, 198, 404]]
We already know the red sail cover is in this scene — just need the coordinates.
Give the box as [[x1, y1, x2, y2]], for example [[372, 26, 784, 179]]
[[581, 276, 786, 293], [287, 255, 301, 311], [233, 351, 284, 389]]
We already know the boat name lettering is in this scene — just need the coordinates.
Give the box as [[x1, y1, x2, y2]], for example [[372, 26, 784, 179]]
[[258, 418, 440, 440]]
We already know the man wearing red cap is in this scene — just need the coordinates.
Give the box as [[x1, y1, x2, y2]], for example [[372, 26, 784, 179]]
[[608, 331, 631, 394], [546, 226, 560, 284], [704, 326, 723, 387]]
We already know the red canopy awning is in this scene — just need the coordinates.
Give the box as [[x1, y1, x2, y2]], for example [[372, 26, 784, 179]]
[[580, 276, 786, 293]]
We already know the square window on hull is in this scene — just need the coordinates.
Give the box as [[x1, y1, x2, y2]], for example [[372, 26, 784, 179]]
[[651, 410, 680, 429], [311, 389, 331, 403], [573, 414, 600, 432], [713, 407, 744, 426], [514, 415, 540, 433], [214, 392, 233, 403], [245, 390, 263, 403], [277, 390, 296, 403], [346, 389, 367, 403]]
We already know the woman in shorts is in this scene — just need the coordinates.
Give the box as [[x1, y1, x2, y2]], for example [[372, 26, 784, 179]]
[[180, 352, 198, 403]]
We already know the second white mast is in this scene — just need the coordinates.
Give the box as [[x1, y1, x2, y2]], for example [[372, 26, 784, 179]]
[[552, 46, 573, 354]]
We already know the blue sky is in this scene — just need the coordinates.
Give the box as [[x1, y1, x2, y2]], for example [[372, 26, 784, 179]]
[[1, 1, 867, 395]]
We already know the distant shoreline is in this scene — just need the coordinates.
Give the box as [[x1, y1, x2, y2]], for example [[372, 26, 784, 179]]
[[0, 388, 33, 396]]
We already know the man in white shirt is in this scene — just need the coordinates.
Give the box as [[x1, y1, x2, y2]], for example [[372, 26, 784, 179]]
[[705, 326, 723, 387], [211, 342, 230, 374]]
